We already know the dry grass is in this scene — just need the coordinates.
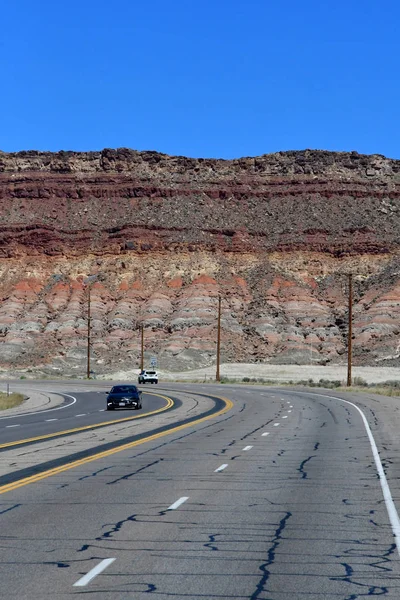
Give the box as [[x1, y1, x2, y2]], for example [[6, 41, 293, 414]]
[[166, 378, 400, 398], [0, 392, 25, 410], [338, 385, 400, 398]]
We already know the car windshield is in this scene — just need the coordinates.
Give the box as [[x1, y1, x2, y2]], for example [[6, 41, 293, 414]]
[[111, 386, 137, 394]]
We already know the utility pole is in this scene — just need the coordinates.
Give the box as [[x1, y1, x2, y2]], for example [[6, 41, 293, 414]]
[[347, 273, 353, 387], [140, 325, 144, 371], [87, 286, 91, 379], [216, 295, 221, 382]]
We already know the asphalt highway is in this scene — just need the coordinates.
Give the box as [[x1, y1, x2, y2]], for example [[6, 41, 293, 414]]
[[1, 383, 400, 599], [0, 387, 171, 446]]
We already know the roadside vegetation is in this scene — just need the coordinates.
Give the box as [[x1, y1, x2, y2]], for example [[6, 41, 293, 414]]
[[171, 376, 400, 398], [0, 392, 25, 410]]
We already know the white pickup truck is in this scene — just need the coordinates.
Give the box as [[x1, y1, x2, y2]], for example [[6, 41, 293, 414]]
[[138, 369, 159, 384]]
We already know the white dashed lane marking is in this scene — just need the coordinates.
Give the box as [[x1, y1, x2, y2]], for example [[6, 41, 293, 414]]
[[243, 445, 253, 451], [167, 497, 189, 510], [274, 423, 280, 427], [75, 414, 86, 417], [261, 432, 270, 436], [215, 464, 228, 472], [6, 424, 20, 428], [73, 558, 116, 587], [45, 419, 58, 422], [282, 416, 288, 419]]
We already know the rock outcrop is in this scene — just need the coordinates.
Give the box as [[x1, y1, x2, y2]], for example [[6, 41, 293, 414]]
[[0, 148, 399, 375]]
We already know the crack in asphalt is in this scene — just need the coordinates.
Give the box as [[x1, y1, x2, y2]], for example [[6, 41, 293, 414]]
[[240, 419, 277, 441], [77, 513, 139, 552], [204, 533, 220, 551], [250, 511, 292, 599], [331, 558, 390, 598], [0, 504, 21, 515], [78, 465, 115, 482], [297, 455, 316, 479], [107, 459, 164, 485]]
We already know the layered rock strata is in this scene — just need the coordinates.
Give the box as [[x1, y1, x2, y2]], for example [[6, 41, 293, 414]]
[[0, 148, 399, 374]]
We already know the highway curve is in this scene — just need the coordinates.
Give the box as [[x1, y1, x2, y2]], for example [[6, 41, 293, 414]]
[[0, 386, 172, 446], [1, 382, 400, 599]]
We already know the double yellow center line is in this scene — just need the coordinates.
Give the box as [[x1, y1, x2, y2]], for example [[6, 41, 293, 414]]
[[0, 393, 174, 450], [0, 394, 234, 495]]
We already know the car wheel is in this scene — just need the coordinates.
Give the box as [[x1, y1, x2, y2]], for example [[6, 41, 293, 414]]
[[155, 380, 158, 384]]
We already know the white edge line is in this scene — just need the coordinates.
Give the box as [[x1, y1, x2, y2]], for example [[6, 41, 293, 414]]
[[0, 392, 77, 421], [215, 464, 228, 472], [167, 496, 189, 510], [295, 390, 400, 558], [73, 558, 116, 587], [243, 445, 253, 451]]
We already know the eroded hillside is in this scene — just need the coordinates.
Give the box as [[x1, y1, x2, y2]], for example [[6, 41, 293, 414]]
[[0, 148, 399, 375]]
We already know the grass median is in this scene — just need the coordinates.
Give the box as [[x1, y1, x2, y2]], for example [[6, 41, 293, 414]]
[[0, 392, 25, 410]]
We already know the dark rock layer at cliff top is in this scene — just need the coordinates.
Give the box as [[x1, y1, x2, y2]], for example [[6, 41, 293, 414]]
[[0, 148, 399, 258]]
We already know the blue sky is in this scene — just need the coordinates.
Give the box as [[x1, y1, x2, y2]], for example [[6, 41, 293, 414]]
[[1, 0, 399, 158]]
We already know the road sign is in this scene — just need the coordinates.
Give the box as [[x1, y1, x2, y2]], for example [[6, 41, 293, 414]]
[[150, 356, 157, 367]]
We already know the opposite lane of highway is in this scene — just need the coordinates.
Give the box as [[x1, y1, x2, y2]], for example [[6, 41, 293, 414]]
[[0, 388, 171, 446]]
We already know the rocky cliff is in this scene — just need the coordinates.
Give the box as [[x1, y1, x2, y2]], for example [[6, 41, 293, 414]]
[[1, 148, 399, 376]]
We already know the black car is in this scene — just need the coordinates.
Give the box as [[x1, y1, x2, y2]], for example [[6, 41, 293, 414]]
[[106, 385, 142, 410]]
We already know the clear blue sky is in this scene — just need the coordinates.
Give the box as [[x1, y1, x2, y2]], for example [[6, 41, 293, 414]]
[[1, 0, 399, 158]]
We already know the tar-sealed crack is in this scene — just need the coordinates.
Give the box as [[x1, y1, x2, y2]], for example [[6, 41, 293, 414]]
[[240, 419, 277, 441], [206, 428, 224, 438], [77, 513, 139, 551], [298, 455, 316, 479], [204, 533, 220, 551], [331, 560, 389, 598], [79, 465, 115, 482], [107, 459, 163, 485], [327, 407, 338, 424], [186, 398, 199, 413], [0, 503, 21, 515], [250, 511, 292, 599]]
